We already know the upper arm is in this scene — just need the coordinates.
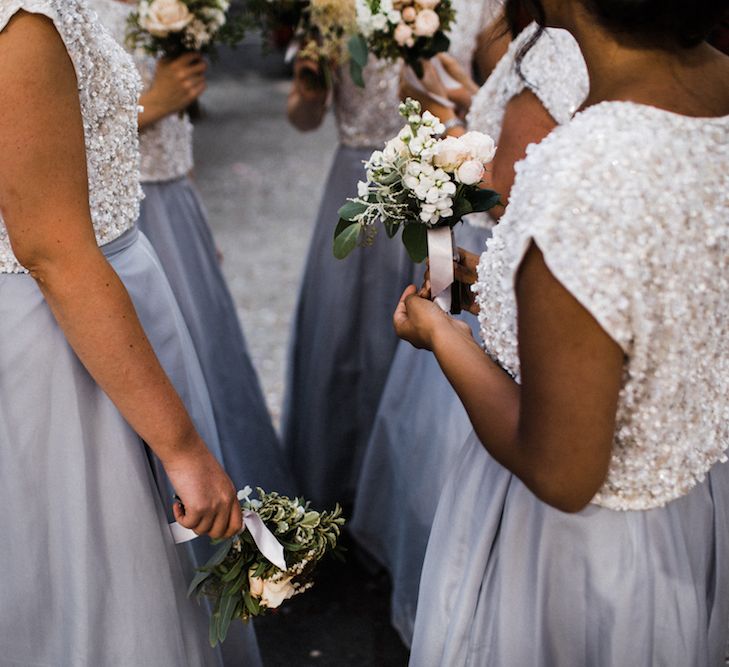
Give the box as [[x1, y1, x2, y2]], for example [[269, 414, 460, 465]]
[[487, 88, 557, 218], [515, 242, 624, 511], [473, 16, 510, 82], [0, 11, 97, 270]]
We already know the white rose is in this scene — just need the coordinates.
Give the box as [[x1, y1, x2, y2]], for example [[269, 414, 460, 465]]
[[456, 159, 485, 185], [415, 0, 440, 8], [394, 22, 414, 47], [248, 569, 264, 598], [387, 9, 403, 23], [140, 0, 193, 37], [413, 8, 440, 36], [260, 576, 297, 609], [371, 13, 389, 31], [459, 131, 496, 164], [433, 136, 468, 171]]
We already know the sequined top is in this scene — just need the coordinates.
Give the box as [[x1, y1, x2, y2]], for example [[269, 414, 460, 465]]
[[474, 102, 729, 510], [334, 0, 499, 148], [0, 0, 142, 274], [467, 23, 588, 140], [90, 0, 194, 183]]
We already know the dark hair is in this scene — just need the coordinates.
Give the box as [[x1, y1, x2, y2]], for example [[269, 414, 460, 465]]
[[509, 0, 729, 48]]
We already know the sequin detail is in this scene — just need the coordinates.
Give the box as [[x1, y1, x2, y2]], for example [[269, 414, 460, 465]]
[[0, 0, 142, 274], [467, 23, 588, 141], [90, 0, 194, 183], [334, 0, 499, 148], [474, 102, 729, 510]]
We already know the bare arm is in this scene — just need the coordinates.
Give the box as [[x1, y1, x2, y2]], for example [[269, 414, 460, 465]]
[[287, 58, 329, 132], [394, 244, 623, 512], [0, 12, 240, 539]]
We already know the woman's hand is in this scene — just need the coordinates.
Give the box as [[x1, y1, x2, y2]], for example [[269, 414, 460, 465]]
[[399, 61, 457, 125], [454, 247, 480, 315], [394, 284, 473, 351], [139, 52, 207, 129], [433, 53, 479, 117], [165, 438, 243, 540]]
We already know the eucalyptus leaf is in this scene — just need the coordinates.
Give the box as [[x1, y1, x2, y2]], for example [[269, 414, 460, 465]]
[[383, 220, 400, 239], [187, 570, 211, 598], [333, 221, 362, 259], [349, 60, 365, 88], [209, 611, 220, 647], [348, 33, 369, 68], [221, 555, 245, 583], [402, 223, 428, 263], [218, 595, 238, 644], [244, 591, 260, 616], [204, 539, 233, 569], [338, 200, 367, 221]]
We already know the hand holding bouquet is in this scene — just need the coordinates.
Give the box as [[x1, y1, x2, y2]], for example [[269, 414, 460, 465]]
[[348, 0, 455, 86], [126, 0, 245, 57], [185, 487, 345, 647], [334, 99, 499, 312]]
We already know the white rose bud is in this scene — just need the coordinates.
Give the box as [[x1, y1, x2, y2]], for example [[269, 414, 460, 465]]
[[413, 8, 440, 37], [140, 0, 193, 37], [456, 159, 485, 185]]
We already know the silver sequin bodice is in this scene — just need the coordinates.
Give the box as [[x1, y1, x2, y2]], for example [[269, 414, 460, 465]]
[[0, 0, 143, 274], [474, 102, 729, 510], [91, 0, 194, 183]]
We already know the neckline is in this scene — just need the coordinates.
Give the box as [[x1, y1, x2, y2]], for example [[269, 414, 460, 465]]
[[581, 99, 729, 124]]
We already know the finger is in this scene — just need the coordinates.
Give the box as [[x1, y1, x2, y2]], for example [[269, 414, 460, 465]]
[[191, 513, 215, 537], [208, 508, 231, 541], [172, 499, 185, 523], [418, 279, 432, 299], [184, 62, 208, 76], [225, 500, 244, 538]]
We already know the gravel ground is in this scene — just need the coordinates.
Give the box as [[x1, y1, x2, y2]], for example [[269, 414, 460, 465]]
[[193, 44, 409, 666]]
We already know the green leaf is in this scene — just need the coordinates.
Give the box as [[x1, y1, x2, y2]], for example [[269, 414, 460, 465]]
[[221, 555, 245, 583], [333, 221, 362, 259], [218, 595, 238, 644], [349, 60, 365, 88], [243, 591, 260, 616], [402, 224, 428, 263], [383, 220, 400, 239], [337, 200, 367, 221], [348, 33, 369, 68], [204, 539, 233, 569], [429, 32, 450, 55], [187, 570, 211, 598], [209, 611, 221, 648], [468, 188, 501, 212]]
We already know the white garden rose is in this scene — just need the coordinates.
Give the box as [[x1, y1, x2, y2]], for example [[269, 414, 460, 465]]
[[459, 131, 496, 164], [394, 22, 414, 46], [456, 159, 485, 185], [252, 574, 297, 609], [433, 136, 468, 171], [413, 8, 440, 36], [140, 0, 193, 37]]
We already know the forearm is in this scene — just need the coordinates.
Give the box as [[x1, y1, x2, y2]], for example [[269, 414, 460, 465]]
[[287, 90, 327, 132], [30, 247, 200, 464], [138, 91, 170, 130]]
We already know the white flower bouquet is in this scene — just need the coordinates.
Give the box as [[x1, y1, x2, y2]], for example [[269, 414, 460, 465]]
[[186, 487, 345, 647], [334, 99, 499, 311], [126, 0, 245, 57], [347, 0, 455, 86]]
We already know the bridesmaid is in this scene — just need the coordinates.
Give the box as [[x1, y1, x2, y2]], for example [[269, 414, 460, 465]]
[[91, 0, 296, 497], [350, 11, 589, 647], [397, 0, 729, 664], [0, 1, 240, 664], [283, 0, 499, 510]]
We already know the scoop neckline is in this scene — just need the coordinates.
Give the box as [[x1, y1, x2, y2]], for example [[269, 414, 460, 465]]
[[581, 99, 729, 124]]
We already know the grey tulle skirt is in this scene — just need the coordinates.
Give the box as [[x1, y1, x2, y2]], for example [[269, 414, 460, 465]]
[[350, 222, 492, 648], [410, 431, 729, 666], [139, 177, 295, 496], [282, 145, 414, 510], [0, 229, 224, 666]]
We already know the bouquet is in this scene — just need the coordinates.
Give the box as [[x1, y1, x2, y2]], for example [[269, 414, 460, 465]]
[[126, 0, 245, 57], [334, 99, 499, 312], [184, 487, 345, 647], [246, 0, 356, 89], [348, 0, 455, 86]]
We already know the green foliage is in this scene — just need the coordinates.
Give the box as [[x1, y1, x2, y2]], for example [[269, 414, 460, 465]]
[[402, 223, 428, 263]]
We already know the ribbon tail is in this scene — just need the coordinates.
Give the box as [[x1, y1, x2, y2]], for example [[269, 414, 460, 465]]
[[243, 510, 287, 571], [427, 227, 454, 312], [170, 521, 199, 544]]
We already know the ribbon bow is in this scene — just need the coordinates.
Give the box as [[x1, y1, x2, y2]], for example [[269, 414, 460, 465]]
[[169, 487, 287, 571]]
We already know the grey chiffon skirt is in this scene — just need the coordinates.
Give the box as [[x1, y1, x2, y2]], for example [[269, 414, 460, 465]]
[[0, 229, 223, 666], [351, 222, 492, 648], [282, 145, 414, 509], [410, 431, 729, 666], [139, 177, 295, 496]]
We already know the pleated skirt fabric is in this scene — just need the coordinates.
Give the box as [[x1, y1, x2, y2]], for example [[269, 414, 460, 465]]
[[139, 177, 295, 497], [0, 229, 224, 666], [410, 431, 729, 667], [282, 145, 414, 510], [350, 222, 492, 647]]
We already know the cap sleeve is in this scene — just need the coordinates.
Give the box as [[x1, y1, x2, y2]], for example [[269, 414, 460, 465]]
[[503, 114, 642, 354], [0, 1, 56, 31], [519, 27, 589, 125]]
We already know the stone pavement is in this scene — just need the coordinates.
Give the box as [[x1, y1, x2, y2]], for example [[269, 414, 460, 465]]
[[193, 44, 409, 666]]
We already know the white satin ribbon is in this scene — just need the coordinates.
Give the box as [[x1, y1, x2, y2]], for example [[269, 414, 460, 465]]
[[427, 227, 454, 312], [284, 40, 300, 64], [169, 490, 287, 571]]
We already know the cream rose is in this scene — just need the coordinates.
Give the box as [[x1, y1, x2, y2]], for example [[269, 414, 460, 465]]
[[394, 22, 414, 46], [433, 136, 469, 171], [456, 159, 485, 185], [459, 131, 496, 164], [249, 573, 297, 609], [413, 8, 440, 36], [140, 0, 193, 37]]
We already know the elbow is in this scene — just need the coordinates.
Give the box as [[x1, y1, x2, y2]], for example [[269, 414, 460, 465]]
[[524, 468, 601, 514]]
